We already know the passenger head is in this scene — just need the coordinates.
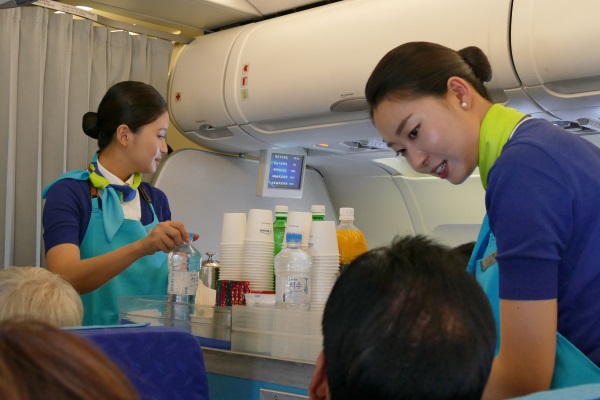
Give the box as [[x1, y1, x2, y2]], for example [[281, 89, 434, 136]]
[[310, 235, 496, 400], [452, 241, 476, 269], [0, 267, 83, 327], [0, 320, 139, 400], [365, 41, 493, 114], [82, 81, 167, 152]]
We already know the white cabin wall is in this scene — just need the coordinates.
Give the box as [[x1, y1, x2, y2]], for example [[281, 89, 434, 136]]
[[323, 173, 486, 250], [392, 174, 486, 247]]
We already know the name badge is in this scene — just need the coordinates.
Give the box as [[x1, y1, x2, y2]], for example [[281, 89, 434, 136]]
[[481, 251, 497, 271]]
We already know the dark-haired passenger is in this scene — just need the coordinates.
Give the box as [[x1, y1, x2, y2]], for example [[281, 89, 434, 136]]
[[365, 41, 600, 398], [42, 81, 198, 326], [309, 235, 496, 400]]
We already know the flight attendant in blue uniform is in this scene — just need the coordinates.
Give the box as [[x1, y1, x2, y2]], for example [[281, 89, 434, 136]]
[[42, 81, 198, 326], [366, 42, 600, 399]]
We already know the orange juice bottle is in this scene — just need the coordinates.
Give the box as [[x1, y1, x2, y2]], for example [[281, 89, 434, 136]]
[[336, 207, 368, 273]]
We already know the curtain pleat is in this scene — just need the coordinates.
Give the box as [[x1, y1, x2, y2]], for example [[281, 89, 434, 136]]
[[65, 19, 92, 173], [14, 7, 47, 267], [42, 12, 72, 198], [131, 35, 148, 83], [89, 26, 109, 160], [0, 9, 20, 267], [108, 31, 132, 86], [0, 6, 174, 268]]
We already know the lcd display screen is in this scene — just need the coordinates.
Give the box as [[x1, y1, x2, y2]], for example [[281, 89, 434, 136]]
[[267, 153, 304, 190]]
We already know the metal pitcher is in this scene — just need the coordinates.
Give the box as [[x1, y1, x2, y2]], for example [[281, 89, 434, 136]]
[[199, 251, 220, 290]]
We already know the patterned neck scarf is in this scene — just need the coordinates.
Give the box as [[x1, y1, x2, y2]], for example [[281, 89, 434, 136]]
[[88, 153, 141, 202], [478, 104, 527, 189]]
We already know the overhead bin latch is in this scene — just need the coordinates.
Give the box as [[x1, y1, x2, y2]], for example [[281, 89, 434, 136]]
[[186, 124, 234, 140], [330, 97, 369, 113]]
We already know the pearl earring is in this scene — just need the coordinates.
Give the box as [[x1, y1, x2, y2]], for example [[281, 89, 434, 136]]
[[461, 102, 468, 109]]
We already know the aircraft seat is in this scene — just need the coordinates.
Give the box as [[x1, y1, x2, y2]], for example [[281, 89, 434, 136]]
[[69, 325, 210, 400]]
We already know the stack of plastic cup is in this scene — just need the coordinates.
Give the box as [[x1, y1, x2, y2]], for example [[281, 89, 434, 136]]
[[308, 220, 340, 311], [284, 211, 312, 250], [219, 213, 246, 281], [243, 209, 275, 291]]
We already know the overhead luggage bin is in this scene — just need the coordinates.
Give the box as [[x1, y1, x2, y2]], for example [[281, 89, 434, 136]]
[[169, 0, 526, 154], [511, 0, 600, 122]]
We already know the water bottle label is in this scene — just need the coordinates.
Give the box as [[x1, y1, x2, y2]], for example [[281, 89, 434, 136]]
[[168, 271, 199, 295], [279, 276, 310, 303]]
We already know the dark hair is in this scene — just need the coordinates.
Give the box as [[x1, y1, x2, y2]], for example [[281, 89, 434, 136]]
[[452, 241, 476, 269], [82, 81, 167, 151], [322, 235, 496, 400], [0, 319, 140, 400], [365, 42, 493, 116]]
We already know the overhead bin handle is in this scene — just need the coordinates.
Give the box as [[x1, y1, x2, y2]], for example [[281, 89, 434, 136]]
[[330, 97, 369, 113]]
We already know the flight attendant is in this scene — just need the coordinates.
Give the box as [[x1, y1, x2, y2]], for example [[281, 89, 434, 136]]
[[365, 42, 600, 399], [42, 81, 197, 326]]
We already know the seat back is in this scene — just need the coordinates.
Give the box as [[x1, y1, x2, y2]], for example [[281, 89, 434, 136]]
[[71, 325, 210, 400]]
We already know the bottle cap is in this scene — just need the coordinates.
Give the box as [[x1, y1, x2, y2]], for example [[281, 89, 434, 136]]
[[339, 207, 355, 221], [311, 205, 325, 215], [275, 205, 288, 215], [285, 232, 302, 243]]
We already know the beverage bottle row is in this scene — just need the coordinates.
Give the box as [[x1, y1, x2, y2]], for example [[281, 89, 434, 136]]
[[164, 204, 369, 316], [273, 205, 368, 311], [272, 205, 368, 269]]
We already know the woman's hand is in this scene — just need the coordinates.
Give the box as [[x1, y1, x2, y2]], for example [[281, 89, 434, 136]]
[[141, 221, 199, 254]]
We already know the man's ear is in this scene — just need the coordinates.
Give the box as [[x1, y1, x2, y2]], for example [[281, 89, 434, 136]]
[[309, 351, 329, 400]]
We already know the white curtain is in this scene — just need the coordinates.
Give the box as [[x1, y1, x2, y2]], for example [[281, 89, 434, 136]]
[[0, 6, 174, 268]]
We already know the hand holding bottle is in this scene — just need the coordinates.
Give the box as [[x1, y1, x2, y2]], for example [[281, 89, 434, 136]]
[[142, 221, 199, 255]]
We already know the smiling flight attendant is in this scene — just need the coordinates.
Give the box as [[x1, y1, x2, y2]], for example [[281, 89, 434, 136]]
[[42, 81, 198, 326], [365, 42, 600, 399]]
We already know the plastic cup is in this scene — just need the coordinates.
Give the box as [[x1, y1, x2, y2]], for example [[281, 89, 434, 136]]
[[246, 209, 274, 242], [221, 213, 247, 244], [308, 221, 339, 256], [285, 211, 312, 248]]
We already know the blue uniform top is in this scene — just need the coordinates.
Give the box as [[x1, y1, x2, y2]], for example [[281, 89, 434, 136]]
[[487, 118, 600, 365], [43, 178, 171, 252]]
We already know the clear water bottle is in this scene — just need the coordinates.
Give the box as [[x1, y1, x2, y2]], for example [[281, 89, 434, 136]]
[[273, 205, 288, 257], [274, 232, 312, 310], [166, 241, 201, 321]]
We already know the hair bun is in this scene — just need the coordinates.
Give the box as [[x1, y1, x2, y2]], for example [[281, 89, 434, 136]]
[[81, 112, 99, 139], [458, 46, 492, 83]]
